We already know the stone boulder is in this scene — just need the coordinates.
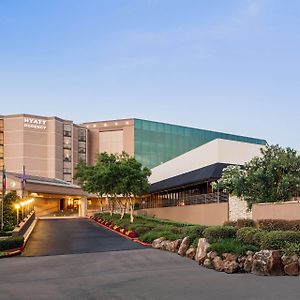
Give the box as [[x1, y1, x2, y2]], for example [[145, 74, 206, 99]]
[[212, 256, 224, 272], [166, 239, 182, 252], [224, 260, 239, 274], [178, 236, 190, 256], [281, 255, 299, 276], [203, 258, 213, 269], [152, 237, 166, 249], [281, 255, 298, 266], [186, 247, 196, 260], [195, 238, 210, 263], [243, 255, 254, 273], [161, 240, 171, 251], [207, 251, 218, 260], [251, 250, 284, 276], [284, 262, 299, 276], [222, 253, 238, 262]]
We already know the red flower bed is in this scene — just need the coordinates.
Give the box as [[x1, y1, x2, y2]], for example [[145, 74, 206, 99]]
[[91, 216, 138, 239]]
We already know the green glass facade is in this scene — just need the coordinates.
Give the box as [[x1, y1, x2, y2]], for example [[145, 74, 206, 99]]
[[134, 119, 267, 169]]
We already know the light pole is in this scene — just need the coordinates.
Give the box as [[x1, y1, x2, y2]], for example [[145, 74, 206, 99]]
[[15, 203, 20, 225], [20, 201, 25, 220]]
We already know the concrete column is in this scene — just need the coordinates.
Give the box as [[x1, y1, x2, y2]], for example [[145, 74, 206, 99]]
[[79, 197, 87, 217]]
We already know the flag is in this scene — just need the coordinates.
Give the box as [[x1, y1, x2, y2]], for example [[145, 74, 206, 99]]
[[21, 165, 26, 195], [2, 169, 6, 194]]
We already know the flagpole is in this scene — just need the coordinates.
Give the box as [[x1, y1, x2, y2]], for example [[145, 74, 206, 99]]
[[1, 166, 4, 231]]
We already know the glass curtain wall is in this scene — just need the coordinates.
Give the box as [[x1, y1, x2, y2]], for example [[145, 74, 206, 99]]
[[134, 119, 267, 169]]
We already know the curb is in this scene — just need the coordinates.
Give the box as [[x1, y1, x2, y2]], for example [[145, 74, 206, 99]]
[[90, 218, 152, 247], [0, 218, 38, 259]]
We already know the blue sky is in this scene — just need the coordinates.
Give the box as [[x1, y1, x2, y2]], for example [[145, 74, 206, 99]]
[[0, 0, 299, 149]]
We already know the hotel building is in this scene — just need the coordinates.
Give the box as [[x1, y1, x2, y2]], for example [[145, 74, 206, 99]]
[[0, 113, 267, 219]]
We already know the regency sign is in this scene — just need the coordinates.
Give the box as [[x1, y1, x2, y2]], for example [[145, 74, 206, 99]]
[[24, 117, 47, 130]]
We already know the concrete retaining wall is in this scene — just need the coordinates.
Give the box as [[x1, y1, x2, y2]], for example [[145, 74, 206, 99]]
[[136, 202, 228, 225], [252, 201, 300, 220]]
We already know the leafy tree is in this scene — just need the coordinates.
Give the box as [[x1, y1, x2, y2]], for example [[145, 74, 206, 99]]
[[75, 152, 151, 221], [2, 192, 20, 231], [213, 145, 300, 208]]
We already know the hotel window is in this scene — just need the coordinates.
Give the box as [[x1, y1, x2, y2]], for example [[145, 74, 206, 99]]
[[63, 149, 72, 162], [78, 128, 87, 163], [63, 124, 72, 137]]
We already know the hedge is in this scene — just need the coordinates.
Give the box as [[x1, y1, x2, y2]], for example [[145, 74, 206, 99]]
[[260, 231, 300, 250], [236, 227, 265, 247], [0, 236, 24, 251], [208, 238, 259, 256], [257, 219, 300, 231], [203, 226, 237, 241]]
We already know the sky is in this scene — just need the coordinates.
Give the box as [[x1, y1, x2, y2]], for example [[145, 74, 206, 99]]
[[0, 0, 299, 149]]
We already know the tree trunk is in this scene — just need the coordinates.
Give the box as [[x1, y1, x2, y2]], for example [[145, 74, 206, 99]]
[[129, 198, 135, 223]]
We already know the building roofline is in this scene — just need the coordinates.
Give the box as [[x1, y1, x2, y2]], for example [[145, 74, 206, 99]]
[[134, 118, 267, 144]]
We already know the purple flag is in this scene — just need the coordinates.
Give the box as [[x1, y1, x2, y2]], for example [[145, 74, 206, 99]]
[[22, 165, 26, 192]]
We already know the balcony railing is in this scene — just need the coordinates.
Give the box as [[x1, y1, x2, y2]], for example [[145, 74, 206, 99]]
[[140, 192, 229, 209]]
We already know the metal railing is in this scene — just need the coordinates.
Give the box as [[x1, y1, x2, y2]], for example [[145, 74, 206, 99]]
[[140, 192, 229, 209]]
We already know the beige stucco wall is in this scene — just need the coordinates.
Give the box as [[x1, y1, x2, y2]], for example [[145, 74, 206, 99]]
[[34, 198, 60, 217], [82, 119, 134, 165], [136, 203, 229, 225], [252, 201, 300, 220]]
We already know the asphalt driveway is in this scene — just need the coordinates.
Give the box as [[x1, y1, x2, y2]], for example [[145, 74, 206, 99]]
[[22, 218, 145, 256], [0, 218, 299, 299]]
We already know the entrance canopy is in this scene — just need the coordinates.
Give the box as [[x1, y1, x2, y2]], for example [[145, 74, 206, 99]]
[[3, 172, 89, 217]]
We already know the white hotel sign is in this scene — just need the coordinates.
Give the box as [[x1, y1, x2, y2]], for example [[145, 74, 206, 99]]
[[24, 117, 47, 130]]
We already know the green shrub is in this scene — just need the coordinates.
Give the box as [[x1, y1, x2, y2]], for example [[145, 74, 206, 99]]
[[0, 236, 24, 251], [138, 231, 180, 243], [203, 226, 237, 241], [224, 219, 256, 228], [131, 226, 155, 235], [257, 219, 300, 231], [0, 231, 13, 237], [260, 231, 300, 250], [236, 219, 256, 228], [223, 221, 237, 227], [208, 238, 259, 256], [236, 227, 265, 247], [282, 242, 300, 256]]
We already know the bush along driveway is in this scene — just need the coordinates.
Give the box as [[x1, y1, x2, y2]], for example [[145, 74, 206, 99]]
[[94, 213, 300, 276]]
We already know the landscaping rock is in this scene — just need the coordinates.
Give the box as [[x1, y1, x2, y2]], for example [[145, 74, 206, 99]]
[[246, 250, 254, 256], [222, 253, 238, 262], [195, 238, 210, 263], [281, 255, 298, 266], [178, 236, 190, 256], [284, 262, 299, 276], [161, 240, 171, 251], [251, 250, 284, 276], [173, 239, 182, 252], [207, 251, 218, 260], [152, 237, 166, 249], [203, 258, 213, 269], [224, 260, 239, 274], [212, 256, 224, 272], [243, 255, 254, 273], [186, 247, 196, 259]]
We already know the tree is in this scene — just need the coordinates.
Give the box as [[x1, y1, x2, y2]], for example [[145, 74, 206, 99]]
[[2, 192, 20, 231], [213, 145, 300, 208], [75, 152, 151, 221], [119, 154, 151, 223]]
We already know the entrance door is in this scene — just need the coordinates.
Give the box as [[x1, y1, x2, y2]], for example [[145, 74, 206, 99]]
[[60, 199, 65, 211]]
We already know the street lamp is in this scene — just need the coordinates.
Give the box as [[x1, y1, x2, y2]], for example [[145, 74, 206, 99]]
[[20, 202, 25, 220], [15, 203, 20, 225]]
